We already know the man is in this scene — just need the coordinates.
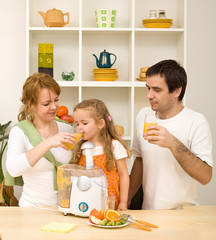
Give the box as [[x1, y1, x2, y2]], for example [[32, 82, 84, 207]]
[[128, 59, 213, 210]]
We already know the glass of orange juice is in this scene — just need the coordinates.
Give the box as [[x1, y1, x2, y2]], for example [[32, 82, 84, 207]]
[[64, 123, 82, 150], [143, 113, 158, 136], [63, 133, 82, 150]]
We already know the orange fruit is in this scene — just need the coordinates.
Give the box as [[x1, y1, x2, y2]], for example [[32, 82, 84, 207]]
[[89, 208, 103, 220], [100, 209, 109, 219], [105, 210, 121, 222], [98, 210, 105, 219], [56, 106, 68, 117], [98, 209, 109, 219]]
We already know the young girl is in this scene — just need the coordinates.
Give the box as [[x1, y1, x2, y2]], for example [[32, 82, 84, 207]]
[[72, 99, 131, 210]]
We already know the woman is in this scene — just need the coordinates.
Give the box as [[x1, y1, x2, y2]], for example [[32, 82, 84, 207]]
[[6, 73, 77, 207]]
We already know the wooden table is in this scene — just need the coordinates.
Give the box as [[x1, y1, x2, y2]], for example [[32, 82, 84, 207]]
[[0, 205, 216, 240]]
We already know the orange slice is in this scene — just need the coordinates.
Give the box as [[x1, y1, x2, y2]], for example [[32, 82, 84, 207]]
[[103, 209, 109, 218], [98, 209, 109, 219], [105, 210, 121, 222], [89, 208, 103, 220], [98, 210, 105, 219]]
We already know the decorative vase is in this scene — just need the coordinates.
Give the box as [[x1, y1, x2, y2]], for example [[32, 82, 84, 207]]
[[38, 43, 54, 77], [0, 179, 18, 206]]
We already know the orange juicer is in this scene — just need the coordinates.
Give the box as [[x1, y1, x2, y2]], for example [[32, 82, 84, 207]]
[[57, 141, 108, 217]]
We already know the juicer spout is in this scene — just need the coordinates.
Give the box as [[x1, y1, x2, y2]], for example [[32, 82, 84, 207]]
[[81, 141, 95, 169]]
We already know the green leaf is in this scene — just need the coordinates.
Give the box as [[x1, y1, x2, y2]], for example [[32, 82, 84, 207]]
[[3, 190, 10, 205], [0, 135, 9, 142], [0, 121, 11, 181], [0, 121, 11, 136]]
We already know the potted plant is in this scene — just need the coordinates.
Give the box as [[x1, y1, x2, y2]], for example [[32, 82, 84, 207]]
[[0, 121, 18, 206]]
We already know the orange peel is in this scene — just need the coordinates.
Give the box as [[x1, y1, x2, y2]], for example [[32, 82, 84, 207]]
[[105, 210, 121, 222]]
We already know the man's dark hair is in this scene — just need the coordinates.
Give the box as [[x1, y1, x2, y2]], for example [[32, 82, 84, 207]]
[[146, 59, 187, 101]]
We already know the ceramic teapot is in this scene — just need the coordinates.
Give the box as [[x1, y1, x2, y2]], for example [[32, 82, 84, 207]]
[[38, 8, 69, 27], [92, 49, 117, 68]]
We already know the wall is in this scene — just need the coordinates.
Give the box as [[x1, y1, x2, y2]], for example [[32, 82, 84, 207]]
[[0, 0, 26, 199], [187, 0, 216, 204], [0, 0, 215, 204]]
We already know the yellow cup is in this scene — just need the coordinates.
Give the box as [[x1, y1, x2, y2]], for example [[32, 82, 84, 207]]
[[143, 122, 158, 135], [143, 114, 158, 136], [64, 133, 82, 150]]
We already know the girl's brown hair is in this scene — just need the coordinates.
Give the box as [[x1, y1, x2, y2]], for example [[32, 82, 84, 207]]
[[18, 72, 60, 122], [72, 99, 131, 171]]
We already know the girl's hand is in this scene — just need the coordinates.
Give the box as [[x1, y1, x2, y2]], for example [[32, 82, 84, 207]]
[[45, 132, 78, 150], [116, 158, 129, 212], [117, 202, 127, 211]]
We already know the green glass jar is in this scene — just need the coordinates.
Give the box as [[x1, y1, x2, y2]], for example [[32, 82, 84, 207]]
[[61, 71, 75, 81]]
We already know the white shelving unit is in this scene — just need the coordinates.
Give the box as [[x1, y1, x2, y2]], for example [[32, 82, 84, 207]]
[[26, 0, 187, 171]]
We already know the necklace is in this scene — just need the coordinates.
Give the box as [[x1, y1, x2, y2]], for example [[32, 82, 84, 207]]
[[35, 121, 55, 140], [43, 128, 52, 139]]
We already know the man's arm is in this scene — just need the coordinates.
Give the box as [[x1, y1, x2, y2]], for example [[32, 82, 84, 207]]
[[144, 126, 212, 185], [170, 136, 212, 185], [127, 157, 143, 208]]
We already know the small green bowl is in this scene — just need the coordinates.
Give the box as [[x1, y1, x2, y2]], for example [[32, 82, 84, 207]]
[[61, 71, 75, 81]]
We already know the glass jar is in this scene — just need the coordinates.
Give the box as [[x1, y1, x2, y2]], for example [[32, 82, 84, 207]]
[[158, 10, 167, 19], [149, 10, 157, 19]]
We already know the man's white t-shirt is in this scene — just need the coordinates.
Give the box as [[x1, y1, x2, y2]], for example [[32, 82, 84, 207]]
[[132, 107, 213, 210]]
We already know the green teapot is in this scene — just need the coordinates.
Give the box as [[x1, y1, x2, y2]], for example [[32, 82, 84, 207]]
[[93, 49, 117, 68]]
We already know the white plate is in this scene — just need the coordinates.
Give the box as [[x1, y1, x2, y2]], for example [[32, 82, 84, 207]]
[[87, 220, 129, 228]]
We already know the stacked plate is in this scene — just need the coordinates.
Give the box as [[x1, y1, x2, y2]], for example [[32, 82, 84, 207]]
[[142, 19, 173, 28], [93, 68, 118, 81]]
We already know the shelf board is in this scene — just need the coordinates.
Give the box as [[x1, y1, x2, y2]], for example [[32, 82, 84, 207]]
[[135, 28, 184, 32], [28, 27, 79, 31], [81, 81, 132, 87], [81, 27, 132, 32], [57, 81, 79, 87], [28, 27, 184, 33], [58, 81, 134, 87], [121, 136, 131, 141], [134, 81, 147, 87], [58, 81, 147, 88]]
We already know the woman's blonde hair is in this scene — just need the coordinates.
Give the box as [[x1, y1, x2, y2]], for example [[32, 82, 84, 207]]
[[72, 99, 131, 171], [18, 72, 60, 122]]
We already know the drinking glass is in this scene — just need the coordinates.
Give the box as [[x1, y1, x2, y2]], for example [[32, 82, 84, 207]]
[[107, 195, 115, 210], [63, 123, 82, 150], [143, 113, 158, 136]]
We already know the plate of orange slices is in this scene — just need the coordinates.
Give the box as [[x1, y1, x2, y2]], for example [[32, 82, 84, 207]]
[[87, 209, 129, 228]]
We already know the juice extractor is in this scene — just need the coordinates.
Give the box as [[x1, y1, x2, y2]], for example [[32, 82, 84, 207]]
[[57, 141, 108, 217]]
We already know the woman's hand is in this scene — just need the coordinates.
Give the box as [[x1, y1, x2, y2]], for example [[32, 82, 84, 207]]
[[46, 132, 78, 150]]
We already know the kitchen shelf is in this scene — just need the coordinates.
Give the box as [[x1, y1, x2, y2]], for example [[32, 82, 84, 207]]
[[28, 27, 80, 32], [26, 0, 187, 171], [58, 81, 133, 87], [135, 28, 184, 32]]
